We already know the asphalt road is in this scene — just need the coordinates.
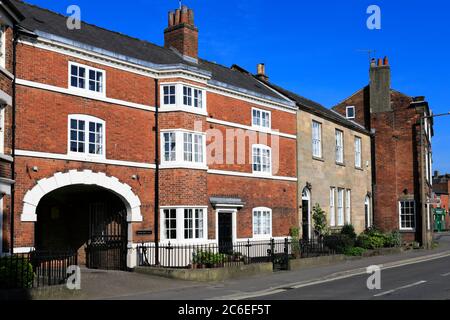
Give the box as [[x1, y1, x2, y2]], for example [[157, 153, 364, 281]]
[[250, 254, 450, 300]]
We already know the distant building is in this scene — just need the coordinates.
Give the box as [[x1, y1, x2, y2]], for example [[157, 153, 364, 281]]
[[433, 172, 449, 230]]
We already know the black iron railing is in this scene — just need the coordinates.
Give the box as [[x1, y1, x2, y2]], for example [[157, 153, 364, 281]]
[[137, 236, 337, 270], [0, 250, 78, 289], [299, 234, 336, 258]]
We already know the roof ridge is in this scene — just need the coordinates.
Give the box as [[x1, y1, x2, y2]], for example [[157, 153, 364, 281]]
[[13, 0, 171, 53]]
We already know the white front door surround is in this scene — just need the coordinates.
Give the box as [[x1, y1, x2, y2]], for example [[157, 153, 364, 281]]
[[20, 169, 143, 268], [215, 208, 237, 243]]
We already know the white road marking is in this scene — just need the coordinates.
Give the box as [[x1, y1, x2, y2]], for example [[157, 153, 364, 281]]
[[373, 280, 427, 297], [211, 252, 450, 300], [441, 272, 450, 277]]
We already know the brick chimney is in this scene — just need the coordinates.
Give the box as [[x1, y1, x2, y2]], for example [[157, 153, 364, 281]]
[[256, 63, 269, 82], [164, 5, 198, 61], [369, 56, 391, 113]]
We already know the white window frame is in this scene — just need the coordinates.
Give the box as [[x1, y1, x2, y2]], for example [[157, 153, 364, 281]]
[[160, 129, 207, 169], [425, 151, 429, 182], [335, 129, 344, 164], [312, 121, 322, 158], [252, 207, 272, 239], [345, 189, 351, 224], [355, 136, 362, 168], [399, 200, 416, 231], [163, 208, 177, 240], [337, 188, 344, 226], [162, 84, 176, 106], [252, 144, 272, 176], [330, 187, 336, 227], [346, 106, 355, 119], [252, 108, 271, 130], [68, 62, 106, 96], [0, 26, 6, 69], [160, 83, 207, 115], [160, 207, 208, 243], [68, 114, 106, 159]]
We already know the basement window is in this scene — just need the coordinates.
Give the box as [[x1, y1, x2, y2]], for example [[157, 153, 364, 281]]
[[346, 106, 355, 119], [69, 62, 105, 95]]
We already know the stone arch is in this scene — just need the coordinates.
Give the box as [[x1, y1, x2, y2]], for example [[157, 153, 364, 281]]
[[21, 170, 143, 223]]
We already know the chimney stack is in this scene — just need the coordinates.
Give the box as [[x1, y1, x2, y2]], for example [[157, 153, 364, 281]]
[[256, 63, 269, 82], [164, 5, 198, 61], [369, 56, 391, 113]]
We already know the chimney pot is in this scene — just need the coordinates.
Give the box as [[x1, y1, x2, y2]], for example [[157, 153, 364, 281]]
[[164, 5, 199, 60], [377, 58, 383, 66], [383, 56, 389, 66], [256, 63, 268, 81], [188, 9, 194, 25], [175, 9, 181, 24], [180, 6, 189, 23]]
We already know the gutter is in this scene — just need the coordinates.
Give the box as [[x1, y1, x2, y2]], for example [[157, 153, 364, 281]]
[[10, 24, 18, 254]]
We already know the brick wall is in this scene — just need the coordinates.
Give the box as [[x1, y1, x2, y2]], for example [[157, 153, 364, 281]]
[[333, 89, 430, 242]]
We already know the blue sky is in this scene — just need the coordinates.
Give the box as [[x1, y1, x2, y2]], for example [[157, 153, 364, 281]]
[[23, 0, 450, 172]]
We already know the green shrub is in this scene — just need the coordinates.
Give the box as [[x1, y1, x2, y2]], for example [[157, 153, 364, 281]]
[[356, 232, 385, 250], [192, 250, 227, 266], [312, 204, 328, 236], [0, 255, 35, 289], [290, 227, 300, 258], [341, 224, 357, 241], [324, 234, 355, 253], [344, 247, 366, 256], [384, 230, 402, 248]]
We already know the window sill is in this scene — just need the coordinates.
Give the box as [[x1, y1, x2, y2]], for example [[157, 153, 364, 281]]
[[67, 153, 106, 162], [252, 172, 273, 178], [336, 162, 346, 167], [399, 229, 416, 233], [68, 87, 106, 99], [355, 166, 363, 171], [160, 163, 208, 171], [312, 156, 325, 162], [159, 106, 208, 116], [251, 125, 271, 132]]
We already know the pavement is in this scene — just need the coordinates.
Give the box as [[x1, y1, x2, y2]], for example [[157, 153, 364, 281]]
[[43, 232, 450, 300]]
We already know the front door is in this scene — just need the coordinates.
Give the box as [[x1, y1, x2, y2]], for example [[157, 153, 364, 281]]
[[218, 212, 233, 254], [302, 200, 310, 240]]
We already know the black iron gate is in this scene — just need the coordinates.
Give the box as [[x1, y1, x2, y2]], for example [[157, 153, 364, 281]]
[[86, 203, 128, 271], [270, 238, 290, 271]]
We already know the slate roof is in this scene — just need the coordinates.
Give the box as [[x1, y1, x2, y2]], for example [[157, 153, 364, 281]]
[[264, 82, 370, 134], [11, 0, 288, 103]]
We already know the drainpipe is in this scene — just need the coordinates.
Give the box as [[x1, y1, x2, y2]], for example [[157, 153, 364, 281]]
[[154, 79, 159, 265], [10, 25, 18, 254]]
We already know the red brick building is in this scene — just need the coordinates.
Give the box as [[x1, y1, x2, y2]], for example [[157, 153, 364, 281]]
[[1, 1, 298, 268], [0, 0, 23, 257], [333, 58, 434, 246]]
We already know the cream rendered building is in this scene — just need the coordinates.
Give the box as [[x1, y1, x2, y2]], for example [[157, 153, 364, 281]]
[[266, 85, 373, 237]]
